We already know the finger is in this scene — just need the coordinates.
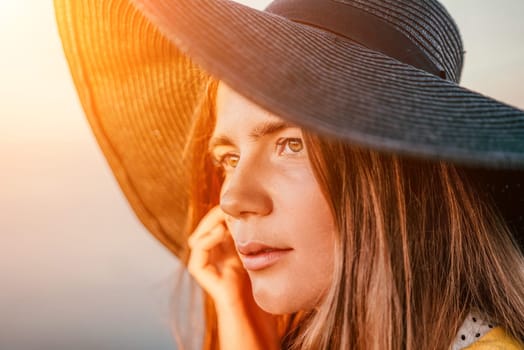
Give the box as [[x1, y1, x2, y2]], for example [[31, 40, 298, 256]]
[[188, 225, 227, 273], [188, 260, 220, 292], [192, 224, 227, 252], [194, 227, 242, 274], [219, 237, 244, 270], [216, 232, 238, 258], [187, 225, 227, 289], [221, 232, 237, 251], [187, 206, 226, 246]]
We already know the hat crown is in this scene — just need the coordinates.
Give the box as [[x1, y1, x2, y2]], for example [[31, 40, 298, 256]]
[[267, 0, 464, 83]]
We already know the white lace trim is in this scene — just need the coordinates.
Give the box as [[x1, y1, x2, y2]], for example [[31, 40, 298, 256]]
[[451, 311, 497, 350]]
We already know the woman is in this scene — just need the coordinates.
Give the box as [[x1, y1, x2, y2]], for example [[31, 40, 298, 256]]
[[184, 78, 524, 349], [54, 0, 524, 349]]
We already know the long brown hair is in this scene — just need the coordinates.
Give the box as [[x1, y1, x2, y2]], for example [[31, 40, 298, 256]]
[[184, 77, 524, 350], [297, 134, 524, 349]]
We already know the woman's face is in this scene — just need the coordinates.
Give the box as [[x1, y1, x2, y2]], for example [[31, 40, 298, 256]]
[[210, 82, 336, 314]]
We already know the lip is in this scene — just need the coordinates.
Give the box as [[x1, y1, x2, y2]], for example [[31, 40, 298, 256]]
[[236, 241, 293, 271]]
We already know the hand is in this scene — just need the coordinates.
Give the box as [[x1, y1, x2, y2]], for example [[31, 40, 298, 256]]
[[187, 205, 247, 305], [187, 206, 280, 349]]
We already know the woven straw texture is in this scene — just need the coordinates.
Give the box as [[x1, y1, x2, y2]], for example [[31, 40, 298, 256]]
[[134, 0, 524, 166], [55, 0, 524, 257]]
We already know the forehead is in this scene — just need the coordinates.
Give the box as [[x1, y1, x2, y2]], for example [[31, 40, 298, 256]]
[[214, 82, 287, 134]]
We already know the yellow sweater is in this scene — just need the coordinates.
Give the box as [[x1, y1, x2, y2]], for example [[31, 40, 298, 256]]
[[465, 327, 523, 350]]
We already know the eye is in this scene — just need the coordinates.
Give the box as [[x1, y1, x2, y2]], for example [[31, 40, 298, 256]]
[[212, 152, 239, 170], [276, 138, 304, 155]]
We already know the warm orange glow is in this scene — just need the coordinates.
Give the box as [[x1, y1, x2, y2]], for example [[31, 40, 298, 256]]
[[0, 0, 522, 349]]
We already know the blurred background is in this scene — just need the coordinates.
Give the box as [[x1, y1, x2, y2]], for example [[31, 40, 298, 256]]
[[0, 0, 522, 349]]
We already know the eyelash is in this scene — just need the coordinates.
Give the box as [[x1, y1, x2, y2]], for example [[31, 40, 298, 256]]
[[212, 137, 304, 171]]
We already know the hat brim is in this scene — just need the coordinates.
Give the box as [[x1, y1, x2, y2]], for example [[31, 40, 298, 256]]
[[134, 0, 524, 168], [55, 0, 524, 259]]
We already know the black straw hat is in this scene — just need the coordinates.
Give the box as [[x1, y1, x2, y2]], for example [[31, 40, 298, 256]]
[[54, 0, 524, 258]]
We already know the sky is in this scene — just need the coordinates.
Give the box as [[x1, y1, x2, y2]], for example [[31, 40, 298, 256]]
[[0, 1, 522, 349]]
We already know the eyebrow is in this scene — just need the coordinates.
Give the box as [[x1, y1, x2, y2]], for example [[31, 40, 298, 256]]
[[208, 120, 293, 152]]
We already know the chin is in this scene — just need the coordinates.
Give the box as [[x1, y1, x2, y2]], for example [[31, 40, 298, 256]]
[[250, 280, 317, 315], [253, 294, 297, 315]]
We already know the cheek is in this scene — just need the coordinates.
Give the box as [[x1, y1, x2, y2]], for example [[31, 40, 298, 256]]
[[256, 174, 336, 312], [294, 202, 336, 282], [288, 171, 336, 280], [250, 226, 336, 314], [277, 170, 335, 235]]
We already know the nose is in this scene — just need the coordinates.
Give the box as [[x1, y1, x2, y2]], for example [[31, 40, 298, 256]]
[[220, 160, 273, 219]]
